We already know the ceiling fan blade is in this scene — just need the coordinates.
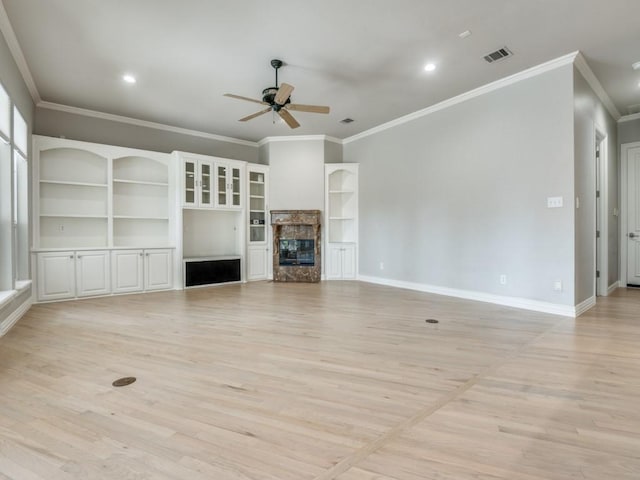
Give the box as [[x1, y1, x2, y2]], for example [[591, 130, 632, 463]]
[[286, 103, 330, 114], [278, 109, 300, 129], [239, 107, 272, 122], [274, 83, 294, 105], [224, 93, 267, 105]]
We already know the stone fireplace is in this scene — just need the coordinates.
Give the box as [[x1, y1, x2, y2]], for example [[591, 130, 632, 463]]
[[270, 210, 321, 282]]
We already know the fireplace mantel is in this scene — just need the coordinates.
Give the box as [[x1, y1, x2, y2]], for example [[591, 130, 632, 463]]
[[271, 210, 321, 282]]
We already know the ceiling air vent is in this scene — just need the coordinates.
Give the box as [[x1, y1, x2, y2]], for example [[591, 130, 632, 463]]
[[340, 118, 354, 124], [628, 104, 640, 115], [484, 47, 513, 64]]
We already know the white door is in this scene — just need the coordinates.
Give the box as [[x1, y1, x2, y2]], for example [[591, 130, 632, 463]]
[[37, 251, 75, 301], [76, 251, 110, 297], [112, 250, 144, 293], [145, 249, 173, 291], [627, 146, 640, 286], [247, 245, 268, 281]]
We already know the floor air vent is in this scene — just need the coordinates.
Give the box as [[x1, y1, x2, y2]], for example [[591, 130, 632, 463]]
[[484, 47, 513, 64]]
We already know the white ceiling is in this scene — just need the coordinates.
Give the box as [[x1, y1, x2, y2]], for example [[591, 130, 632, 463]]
[[2, 0, 640, 142]]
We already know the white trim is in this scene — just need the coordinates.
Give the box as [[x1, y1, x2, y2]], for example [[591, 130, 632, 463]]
[[595, 127, 608, 297], [573, 52, 621, 121], [0, 296, 32, 338], [575, 296, 596, 316], [37, 101, 258, 148], [0, 1, 41, 103], [607, 281, 620, 295], [257, 134, 342, 146], [343, 51, 580, 145], [358, 275, 577, 317], [619, 112, 640, 123]]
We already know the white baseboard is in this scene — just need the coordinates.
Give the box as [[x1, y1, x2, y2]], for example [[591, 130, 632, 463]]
[[574, 296, 596, 316], [0, 297, 32, 338], [607, 281, 620, 295], [358, 275, 578, 317]]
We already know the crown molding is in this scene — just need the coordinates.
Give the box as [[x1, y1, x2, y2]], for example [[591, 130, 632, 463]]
[[618, 112, 640, 123], [343, 51, 581, 144], [37, 101, 258, 147], [257, 134, 342, 147], [573, 51, 621, 121], [0, 0, 40, 103]]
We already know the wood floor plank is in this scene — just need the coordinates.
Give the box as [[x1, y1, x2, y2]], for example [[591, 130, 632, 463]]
[[0, 282, 638, 479]]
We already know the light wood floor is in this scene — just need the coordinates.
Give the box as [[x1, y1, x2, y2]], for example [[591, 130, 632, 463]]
[[0, 282, 639, 480]]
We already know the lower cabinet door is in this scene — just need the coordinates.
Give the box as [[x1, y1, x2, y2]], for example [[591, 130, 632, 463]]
[[325, 244, 343, 280], [341, 244, 357, 279], [112, 250, 144, 294], [144, 249, 173, 291], [247, 246, 268, 281], [37, 251, 76, 301], [76, 251, 111, 297]]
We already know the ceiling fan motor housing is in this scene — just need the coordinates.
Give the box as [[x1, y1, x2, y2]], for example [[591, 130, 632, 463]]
[[262, 87, 290, 110]]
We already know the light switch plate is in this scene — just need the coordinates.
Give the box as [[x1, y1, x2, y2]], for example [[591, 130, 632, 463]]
[[547, 196, 563, 208]]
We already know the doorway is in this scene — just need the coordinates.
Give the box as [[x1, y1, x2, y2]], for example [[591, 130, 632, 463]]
[[622, 143, 640, 287]]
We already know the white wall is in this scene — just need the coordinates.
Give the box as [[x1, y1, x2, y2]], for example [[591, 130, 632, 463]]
[[345, 65, 576, 306], [267, 139, 325, 211]]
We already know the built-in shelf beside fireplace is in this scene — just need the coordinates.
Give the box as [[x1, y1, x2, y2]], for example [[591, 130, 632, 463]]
[[270, 210, 321, 282]]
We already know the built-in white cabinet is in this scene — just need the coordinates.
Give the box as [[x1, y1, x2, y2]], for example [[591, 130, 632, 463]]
[[37, 250, 110, 301], [325, 164, 359, 280], [112, 249, 173, 294], [182, 157, 214, 208], [246, 165, 269, 281], [326, 244, 356, 280], [33, 136, 176, 302]]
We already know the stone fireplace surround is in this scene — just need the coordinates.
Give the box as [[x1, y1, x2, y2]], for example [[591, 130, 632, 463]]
[[271, 210, 321, 282]]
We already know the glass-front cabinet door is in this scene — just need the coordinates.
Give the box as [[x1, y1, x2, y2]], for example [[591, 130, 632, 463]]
[[184, 160, 196, 206], [216, 165, 228, 207], [199, 160, 214, 207], [231, 167, 241, 207], [248, 167, 268, 243]]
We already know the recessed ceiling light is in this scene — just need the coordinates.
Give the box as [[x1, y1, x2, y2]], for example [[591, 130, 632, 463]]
[[424, 63, 436, 72], [459, 30, 472, 39], [633, 61, 640, 71], [122, 74, 137, 84]]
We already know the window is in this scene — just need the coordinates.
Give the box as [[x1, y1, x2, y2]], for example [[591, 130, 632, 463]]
[[0, 83, 31, 304]]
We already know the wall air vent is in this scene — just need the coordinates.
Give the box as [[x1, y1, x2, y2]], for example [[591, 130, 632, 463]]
[[628, 104, 640, 115], [340, 118, 354, 124], [484, 47, 513, 64]]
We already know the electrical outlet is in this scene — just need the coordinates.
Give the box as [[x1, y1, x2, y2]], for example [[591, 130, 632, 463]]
[[553, 280, 562, 292], [499, 274, 507, 285], [379, 262, 384, 271]]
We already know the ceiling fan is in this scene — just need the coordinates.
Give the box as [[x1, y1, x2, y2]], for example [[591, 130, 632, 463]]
[[224, 59, 330, 129]]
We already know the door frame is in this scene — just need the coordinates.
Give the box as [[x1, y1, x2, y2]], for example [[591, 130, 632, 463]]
[[620, 142, 640, 287], [595, 128, 608, 296]]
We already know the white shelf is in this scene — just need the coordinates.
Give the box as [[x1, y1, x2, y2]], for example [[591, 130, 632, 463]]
[[40, 214, 108, 219], [329, 190, 355, 194], [40, 180, 108, 188], [113, 179, 168, 187], [250, 224, 266, 227], [250, 195, 265, 199], [249, 180, 264, 185], [329, 216, 355, 221], [113, 216, 169, 220]]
